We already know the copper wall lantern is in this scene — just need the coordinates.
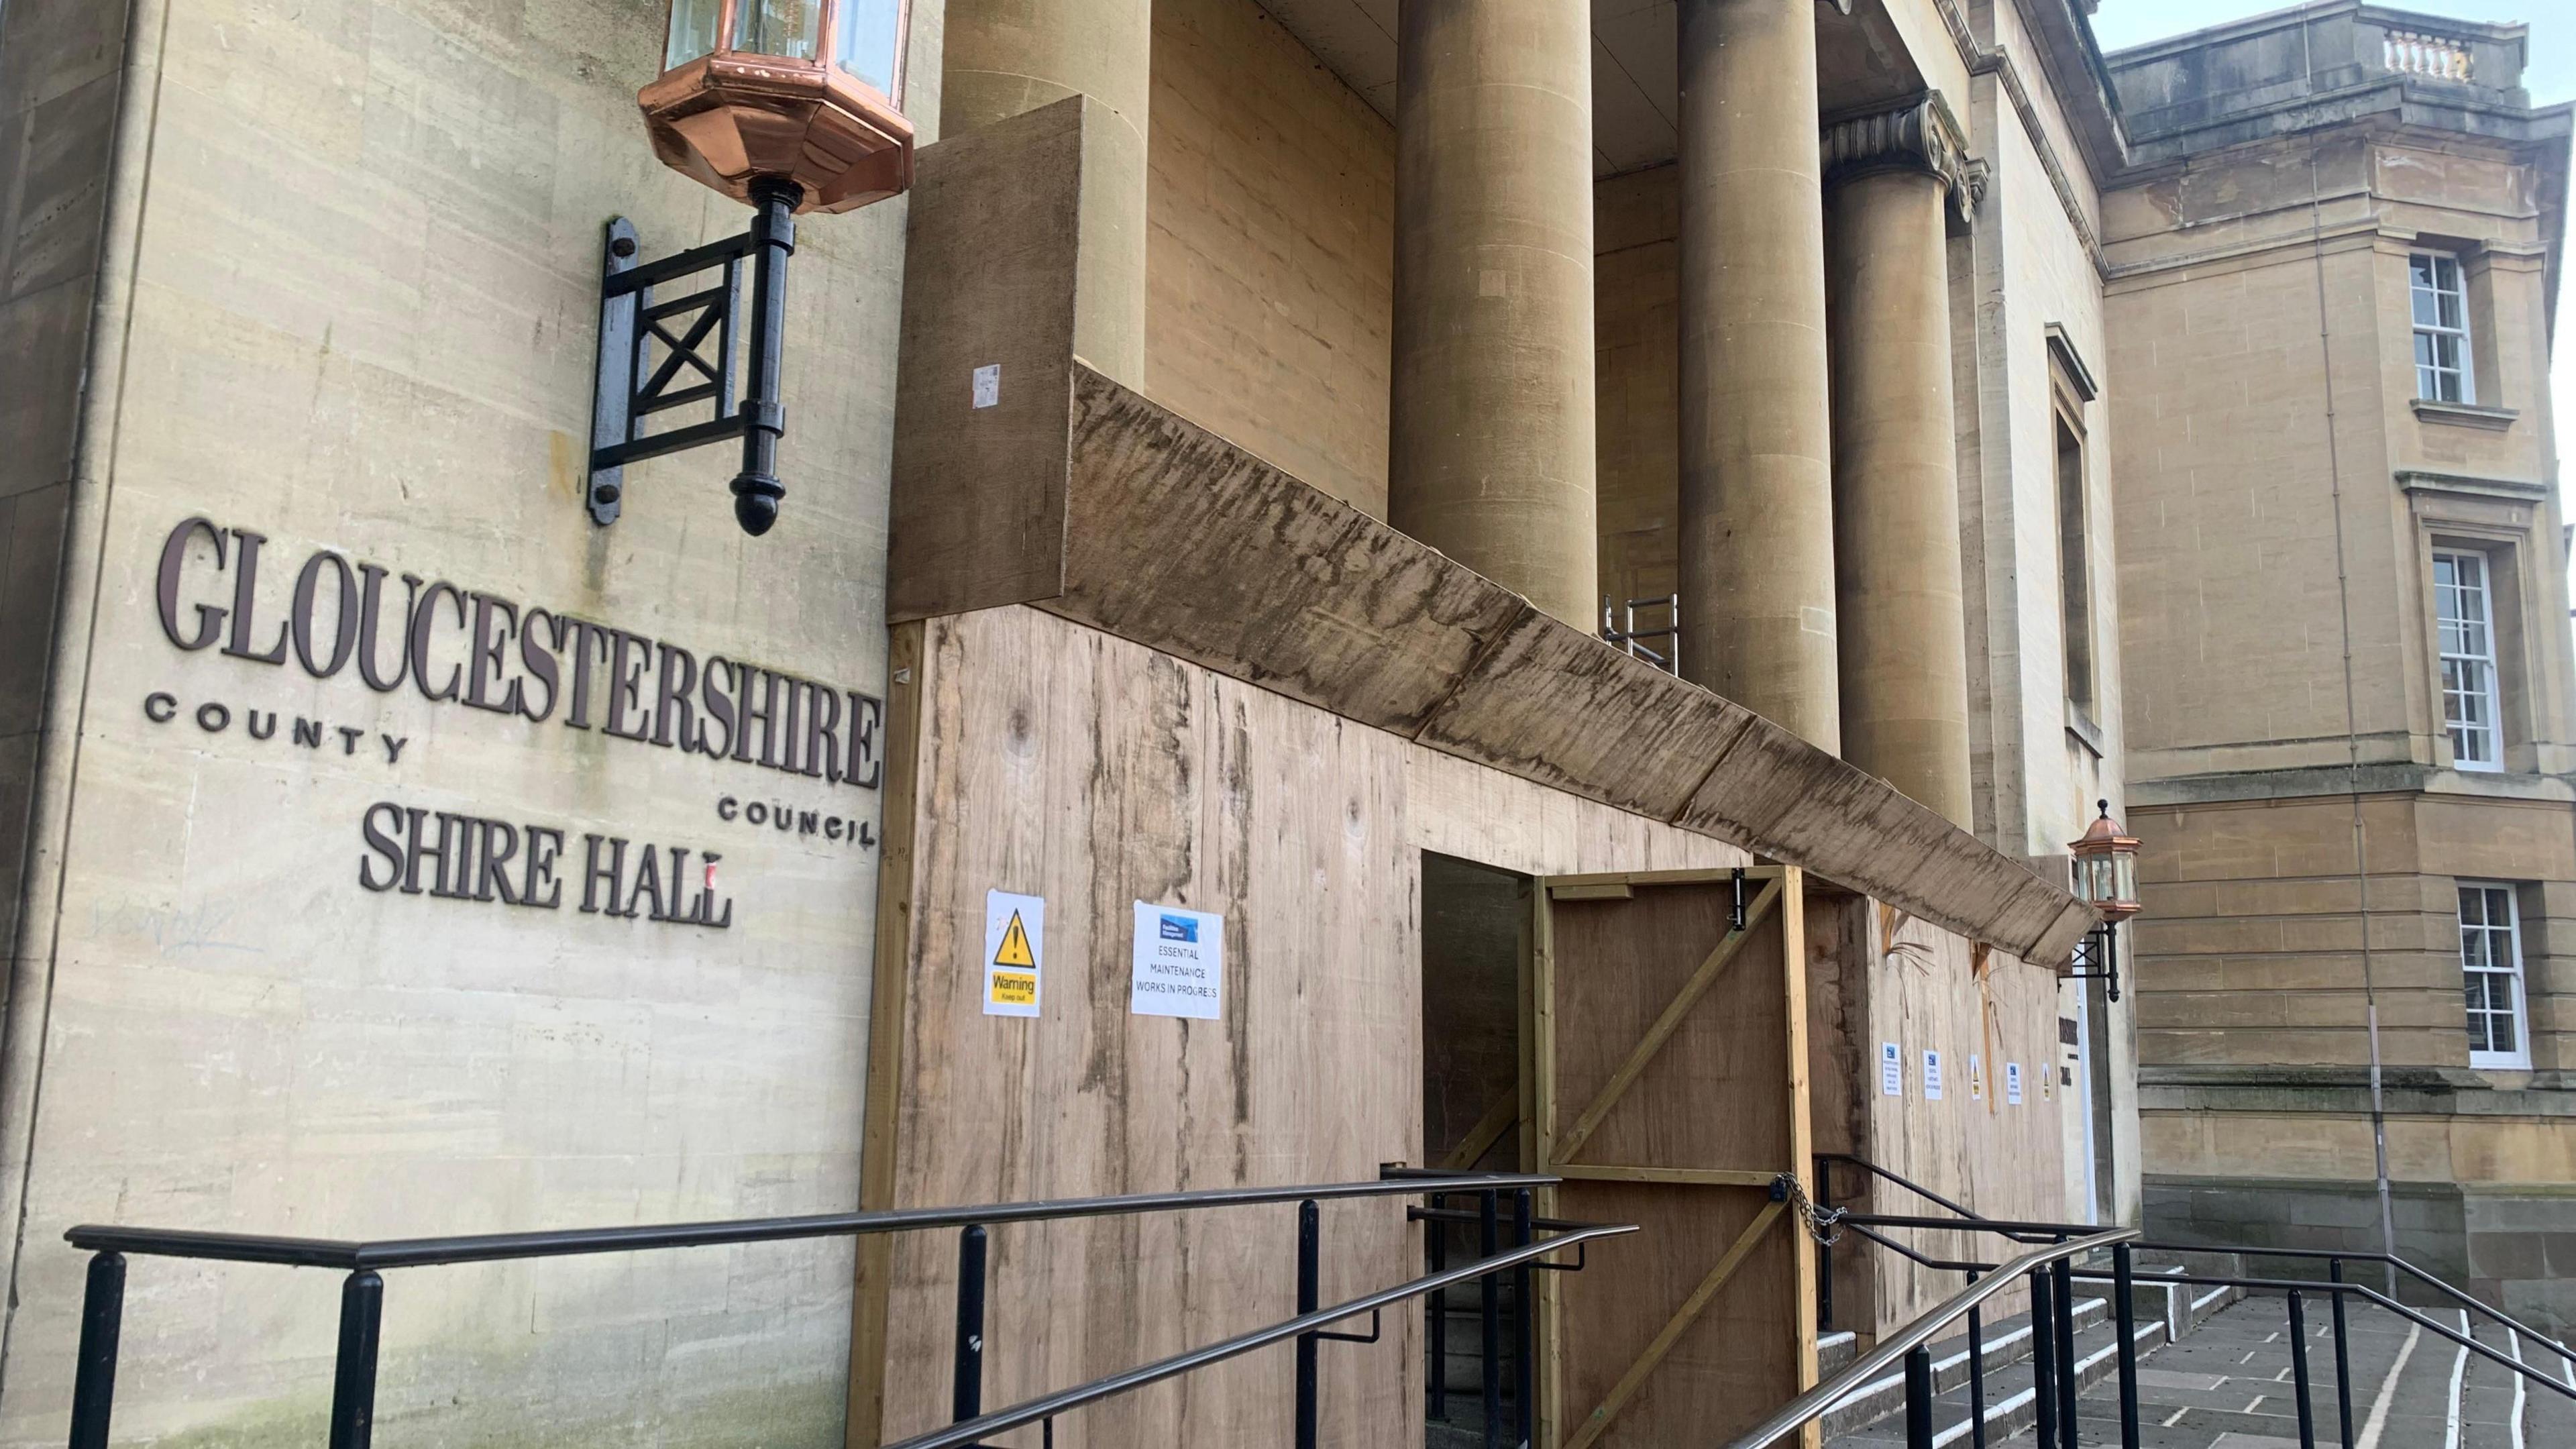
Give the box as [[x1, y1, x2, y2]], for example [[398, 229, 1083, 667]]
[[586, 0, 914, 536], [643, 0, 914, 215], [2065, 800, 2141, 1000], [2069, 802, 2142, 922]]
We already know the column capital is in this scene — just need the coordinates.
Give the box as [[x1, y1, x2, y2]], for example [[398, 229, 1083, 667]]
[[1820, 94, 1986, 221]]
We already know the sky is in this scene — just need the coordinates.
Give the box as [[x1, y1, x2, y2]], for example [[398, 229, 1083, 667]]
[[2089, 0, 2576, 476]]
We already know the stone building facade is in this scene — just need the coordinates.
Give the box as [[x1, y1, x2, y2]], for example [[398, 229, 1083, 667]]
[[0, 0, 2561, 1443], [2100, 7, 2576, 1328]]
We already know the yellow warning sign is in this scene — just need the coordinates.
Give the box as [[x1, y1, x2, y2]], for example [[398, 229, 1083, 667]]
[[983, 890, 1043, 1018], [994, 911, 1035, 969]]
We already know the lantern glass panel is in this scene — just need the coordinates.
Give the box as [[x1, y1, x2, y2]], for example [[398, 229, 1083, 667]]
[[833, 0, 902, 97], [736, 0, 822, 60], [665, 0, 722, 67], [2112, 851, 2137, 904], [2073, 854, 2108, 908]]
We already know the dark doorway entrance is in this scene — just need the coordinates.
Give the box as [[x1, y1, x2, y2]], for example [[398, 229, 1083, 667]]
[[1420, 852, 1529, 1448]]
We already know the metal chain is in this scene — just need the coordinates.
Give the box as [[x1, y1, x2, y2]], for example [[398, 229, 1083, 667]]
[[1774, 1172, 1847, 1248]]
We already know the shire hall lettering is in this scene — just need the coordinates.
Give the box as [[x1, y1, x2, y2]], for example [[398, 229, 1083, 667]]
[[155, 517, 883, 790], [358, 801, 735, 928]]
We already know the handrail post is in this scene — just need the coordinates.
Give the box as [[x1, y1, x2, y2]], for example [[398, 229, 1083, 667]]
[[2030, 1267, 2058, 1449], [2330, 1258, 2355, 1448], [327, 1269, 384, 1449], [952, 1225, 987, 1431], [1815, 1154, 1835, 1332], [2113, 1242, 2140, 1448], [1430, 1193, 1448, 1421], [1965, 1269, 1987, 1449], [1513, 1189, 1534, 1448], [1481, 1190, 1502, 1449], [1904, 1343, 1935, 1449], [66, 1252, 125, 1449], [2051, 1255, 2078, 1449], [1296, 1199, 1320, 1449], [2289, 1290, 2316, 1449]]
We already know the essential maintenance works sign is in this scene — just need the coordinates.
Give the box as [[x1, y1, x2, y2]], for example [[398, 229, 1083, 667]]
[[1130, 902, 1222, 1020]]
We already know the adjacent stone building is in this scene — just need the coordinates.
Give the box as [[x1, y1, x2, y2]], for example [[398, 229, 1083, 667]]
[[2101, 6, 2576, 1327], [0, 0, 2566, 1442]]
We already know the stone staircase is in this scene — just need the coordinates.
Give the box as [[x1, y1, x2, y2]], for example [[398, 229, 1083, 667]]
[[1820, 1262, 2243, 1447]]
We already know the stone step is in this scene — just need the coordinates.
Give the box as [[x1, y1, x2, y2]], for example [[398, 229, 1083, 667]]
[[1823, 1265, 2248, 1447]]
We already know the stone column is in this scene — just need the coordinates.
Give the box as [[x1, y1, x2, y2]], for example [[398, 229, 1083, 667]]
[[1823, 98, 1980, 826], [941, 0, 1150, 386], [1388, 0, 1598, 629], [1676, 0, 1839, 750]]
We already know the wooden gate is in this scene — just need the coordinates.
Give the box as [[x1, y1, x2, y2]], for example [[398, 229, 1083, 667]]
[[1530, 866, 1817, 1449]]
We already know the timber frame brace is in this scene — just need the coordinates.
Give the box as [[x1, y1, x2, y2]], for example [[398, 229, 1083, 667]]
[[1548, 873, 1786, 1171], [1562, 1202, 1789, 1449]]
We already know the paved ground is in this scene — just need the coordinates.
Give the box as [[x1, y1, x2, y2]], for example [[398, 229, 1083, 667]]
[[1831, 1291, 2576, 1449]]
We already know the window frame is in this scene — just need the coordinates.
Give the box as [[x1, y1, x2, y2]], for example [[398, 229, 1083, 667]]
[[2410, 252, 2477, 405], [2457, 881, 2532, 1071], [2051, 392, 2096, 726], [2432, 545, 2506, 772]]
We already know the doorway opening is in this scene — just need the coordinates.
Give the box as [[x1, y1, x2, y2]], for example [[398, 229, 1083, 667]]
[[1419, 851, 1530, 1448]]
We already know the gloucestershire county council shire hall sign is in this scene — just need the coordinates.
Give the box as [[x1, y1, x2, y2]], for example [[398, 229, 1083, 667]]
[[146, 516, 884, 929]]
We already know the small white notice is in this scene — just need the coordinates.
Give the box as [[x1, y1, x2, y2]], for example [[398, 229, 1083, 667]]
[[1923, 1049, 1945, 1101], [983, 890, 1044, 1016], [1131, 902, 1224, 1020], [2005, 1062, 2025, 1106], [1880, 1042, 1903, 1097], [971, 363, 1001, 409]]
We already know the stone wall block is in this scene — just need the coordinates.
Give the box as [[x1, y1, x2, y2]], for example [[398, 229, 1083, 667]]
[[0, 483, 70, 738], [0, 0, 125, 121], [2469, 1229, 2548, 1280], [5, 72, 116, 303], [0, 273, 93, 500]]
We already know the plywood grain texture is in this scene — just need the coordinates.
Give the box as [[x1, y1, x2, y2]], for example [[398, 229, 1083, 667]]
[[1536, 872, 1813, 1448], [873, 604, 1412, 1446], [859, 606, 1770, 1446], [1549, 883, 1788, 1174], [1841, 910, 2072, 1331], [1415, 604, 1762, 820], [849, 621, 930, 1448], [1054, 366, 1524, 733], [885, 99, 1087, 623]]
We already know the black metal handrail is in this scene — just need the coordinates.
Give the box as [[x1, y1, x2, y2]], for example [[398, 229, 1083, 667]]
[[1723, 1226, 2139, 1449], [1817, 1153, 2061, 1243], [1811, 1151, 2051, 1332], [2127, 1237, 2576, 1377], [1833, 1209, 2576, 1397], [1817, 1151, 1986, 1225], [2071, 1265, 2576, 1403], [60, 1169, 1602, 1449], [64, 1171, 1553, 1268], [1819, 1197, 2576, 1449], [885, 1221, 1635, 1449]]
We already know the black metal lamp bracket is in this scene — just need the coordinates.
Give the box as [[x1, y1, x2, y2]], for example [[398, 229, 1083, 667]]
[[587, 178, 801, 535], [2065, 923, 2121, 1003]]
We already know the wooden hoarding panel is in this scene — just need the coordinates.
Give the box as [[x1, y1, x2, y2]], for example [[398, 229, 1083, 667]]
[[1536, 869, 1815, 1449]]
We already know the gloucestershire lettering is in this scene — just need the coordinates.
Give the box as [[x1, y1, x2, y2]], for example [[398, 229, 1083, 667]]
[[156, 517, 883, 790]]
